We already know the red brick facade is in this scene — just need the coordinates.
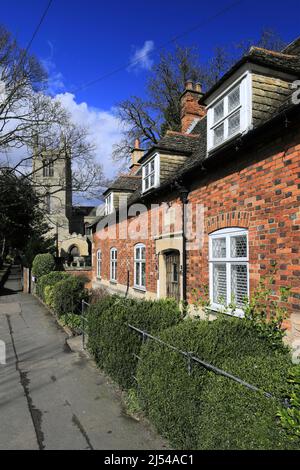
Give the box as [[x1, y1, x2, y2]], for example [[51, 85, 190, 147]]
[[92, 120, 300, 333]]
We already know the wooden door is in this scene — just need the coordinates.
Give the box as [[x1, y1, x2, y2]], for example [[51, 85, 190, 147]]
[[165, 251, 180, 302]]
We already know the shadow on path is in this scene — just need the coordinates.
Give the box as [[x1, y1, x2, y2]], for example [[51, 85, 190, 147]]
[[0, 265, 22, 297]]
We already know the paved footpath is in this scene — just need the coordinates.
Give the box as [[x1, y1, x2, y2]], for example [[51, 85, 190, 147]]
[[0, 266, 166, 450]]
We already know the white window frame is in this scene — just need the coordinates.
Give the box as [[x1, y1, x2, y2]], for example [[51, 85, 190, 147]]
[[209, 227, 249, 317], [134, 243, 146, 290], [142, 154, 160, 193], [110, 247, 117, 282], [96, 249, 102, 279], [105, 192, 114, 215], [207, 73, 252, 152]]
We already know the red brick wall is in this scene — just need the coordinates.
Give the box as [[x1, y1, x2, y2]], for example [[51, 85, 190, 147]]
[[92, 123, 300, 325], [186, 126, 300, 324], [65, 269, 93, 289]]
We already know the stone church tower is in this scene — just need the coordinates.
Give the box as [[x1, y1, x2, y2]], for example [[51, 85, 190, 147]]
[[32, 142, 95, 262], [32, 143, 72, 245]]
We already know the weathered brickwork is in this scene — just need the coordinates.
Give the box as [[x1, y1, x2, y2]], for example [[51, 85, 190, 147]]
[[186, 125, 300, 330], [92, 122, 300, 334]]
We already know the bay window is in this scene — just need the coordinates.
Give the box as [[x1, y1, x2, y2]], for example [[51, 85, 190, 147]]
[[209, 228, 249, 314]]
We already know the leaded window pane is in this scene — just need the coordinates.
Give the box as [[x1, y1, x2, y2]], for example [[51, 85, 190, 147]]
[[213, 264, 227, 304], [213, 123, 224, 146], [228, 86, 240, 112], [231, 264, 248, 307], [231, 235, 247, 258], [212, 238, 226, 258], [141, 263, 146, 287], [135, 263, 140, 285], [228, 110, 240, 136], [214, 101, 224, 123]]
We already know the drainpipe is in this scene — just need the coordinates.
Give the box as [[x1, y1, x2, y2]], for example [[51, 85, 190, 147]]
[[175, 182, 189, 307]]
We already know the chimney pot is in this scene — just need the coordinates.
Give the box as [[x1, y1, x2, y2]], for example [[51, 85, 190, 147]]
[[134, 138, 140, 149], [195, 82, 202, 93], [180, 81, 206, 133], [185, 80, 193, 90]]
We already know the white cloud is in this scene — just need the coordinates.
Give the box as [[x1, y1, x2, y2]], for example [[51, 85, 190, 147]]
[[55, 92, 123, 179], [129, 40, 154, 71], [41, 41, 65, 95], [42, 57, 65, 95]]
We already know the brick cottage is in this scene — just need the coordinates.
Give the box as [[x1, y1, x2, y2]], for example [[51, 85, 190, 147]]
[[89, 37, 300, 354]]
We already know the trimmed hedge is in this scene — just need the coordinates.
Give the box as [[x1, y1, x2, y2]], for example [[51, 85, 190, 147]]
[[32, 253, 55, 279], [52, 275, 88, 316], [37, 271, 71, 302], [87, 296, 182, 389], [136, 317, 296, 450]]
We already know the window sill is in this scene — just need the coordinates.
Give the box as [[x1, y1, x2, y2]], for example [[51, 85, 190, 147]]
[[207, 130, 243, 155], [110, 280, 117, 285], [205, 306, 244, 318], [133, 286, 146, 293]]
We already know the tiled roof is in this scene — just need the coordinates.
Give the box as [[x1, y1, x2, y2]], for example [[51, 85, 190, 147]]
[[97, 41, 300, 212], [248, 46, 300, 73], [139, 132, 200, 162], [104, 175, 141, 194], [202, 46, 300, 102]]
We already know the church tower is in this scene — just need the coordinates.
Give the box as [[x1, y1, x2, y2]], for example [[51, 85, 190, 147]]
[[32, 140, 72, 245]]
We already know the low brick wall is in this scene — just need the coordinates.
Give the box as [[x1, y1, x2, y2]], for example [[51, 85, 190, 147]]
[[64, 268, 93, 289]]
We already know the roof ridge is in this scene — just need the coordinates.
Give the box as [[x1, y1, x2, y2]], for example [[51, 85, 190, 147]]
[[249, 46, 298, 59], [118, 174, 141, 178], [165, 130, 200, 138]]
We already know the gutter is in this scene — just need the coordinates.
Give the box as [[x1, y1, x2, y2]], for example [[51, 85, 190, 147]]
[[174, 182, 189, 307]]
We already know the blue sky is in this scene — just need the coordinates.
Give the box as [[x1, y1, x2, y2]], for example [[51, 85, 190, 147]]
[[1, 0, 300, 197]]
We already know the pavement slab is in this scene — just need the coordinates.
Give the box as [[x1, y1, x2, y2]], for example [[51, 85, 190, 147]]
[[0, 266, 167, 450]]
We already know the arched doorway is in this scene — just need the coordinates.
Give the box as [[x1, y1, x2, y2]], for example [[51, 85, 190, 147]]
[[69, 245, 80, 257]]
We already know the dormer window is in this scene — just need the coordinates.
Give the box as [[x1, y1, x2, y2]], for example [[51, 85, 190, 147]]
[[142, 154, 159, 193], [105, 192, 114, 215], [207, 74, 252, 152]]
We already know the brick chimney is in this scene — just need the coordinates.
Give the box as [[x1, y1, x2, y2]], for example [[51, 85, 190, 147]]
[[180, 81, 206, 133], [129, 139, 144, 174]]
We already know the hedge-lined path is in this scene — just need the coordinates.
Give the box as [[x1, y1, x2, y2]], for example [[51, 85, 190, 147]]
[[0, 266, 166, 450]]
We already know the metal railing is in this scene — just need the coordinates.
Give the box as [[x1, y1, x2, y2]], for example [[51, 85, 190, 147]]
[[128, 323, 281, 402]]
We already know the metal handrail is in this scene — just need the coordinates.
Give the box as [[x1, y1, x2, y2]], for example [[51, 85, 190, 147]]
[[128, 323, 276, 400]]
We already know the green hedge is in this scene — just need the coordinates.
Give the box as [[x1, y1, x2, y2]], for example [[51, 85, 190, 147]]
[[136, 317, 296, 450], [37, 271, 71, 301], [32, 253, 55, 279], [87, 296, 182, 389], [52, 275, 88, 316]]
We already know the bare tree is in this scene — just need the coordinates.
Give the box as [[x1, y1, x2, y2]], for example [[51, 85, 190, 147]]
[[113, 45, 202, 164], [113, 29, 287, 165], [0, 24, 104, 201]]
